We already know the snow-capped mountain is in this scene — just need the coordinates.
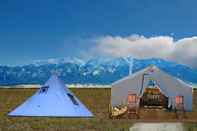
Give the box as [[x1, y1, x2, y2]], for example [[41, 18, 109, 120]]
[[0, 57, 197, 85], [33, 57, 85, 66]]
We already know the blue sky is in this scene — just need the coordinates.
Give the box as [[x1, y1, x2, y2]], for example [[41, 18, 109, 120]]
[[0, 0, 197, 66]]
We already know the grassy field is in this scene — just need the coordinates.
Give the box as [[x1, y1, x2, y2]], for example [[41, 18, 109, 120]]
[[0, 88, 197, 131]]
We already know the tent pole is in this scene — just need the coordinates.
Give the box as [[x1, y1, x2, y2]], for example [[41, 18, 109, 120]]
[[140, 73, 145, 95]]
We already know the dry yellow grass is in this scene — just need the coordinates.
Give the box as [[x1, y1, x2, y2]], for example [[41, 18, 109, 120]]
[[0, 88, 197, 131], [0, 88, 132, 131]]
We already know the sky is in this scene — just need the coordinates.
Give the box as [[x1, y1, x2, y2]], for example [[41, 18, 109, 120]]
[[0, 0, 197, 68]]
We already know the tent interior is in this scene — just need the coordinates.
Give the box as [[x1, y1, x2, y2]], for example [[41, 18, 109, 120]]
[[140, 82, 169, 109]]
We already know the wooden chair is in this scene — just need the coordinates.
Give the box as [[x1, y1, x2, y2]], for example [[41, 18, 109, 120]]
[[109, 104, 128, 119]]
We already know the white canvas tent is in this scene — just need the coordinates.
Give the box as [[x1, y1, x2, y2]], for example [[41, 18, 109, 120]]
[[111, 66, 193, 111], [8, 75, 93, 117]]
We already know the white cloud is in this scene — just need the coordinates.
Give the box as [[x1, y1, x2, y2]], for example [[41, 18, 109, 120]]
[[170, 37, 197, 68], [89, 35, 197, 68]]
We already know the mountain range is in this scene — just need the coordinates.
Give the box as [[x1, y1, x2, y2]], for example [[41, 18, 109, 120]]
[[0, 57, 197, 85]]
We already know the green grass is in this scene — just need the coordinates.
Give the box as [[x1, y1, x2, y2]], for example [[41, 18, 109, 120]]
[[0, 88, 197, 131]]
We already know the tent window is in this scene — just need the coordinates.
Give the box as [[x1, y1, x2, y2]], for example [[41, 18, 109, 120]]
[[67, 93, 79, 105], [39, 86, 49, 93], [147, 79, 157, 88], [128, 93, 137, 103], [176, 96, 184, 105]]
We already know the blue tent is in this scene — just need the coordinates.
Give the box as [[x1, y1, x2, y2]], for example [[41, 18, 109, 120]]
[[8, 75, 93, 117]]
